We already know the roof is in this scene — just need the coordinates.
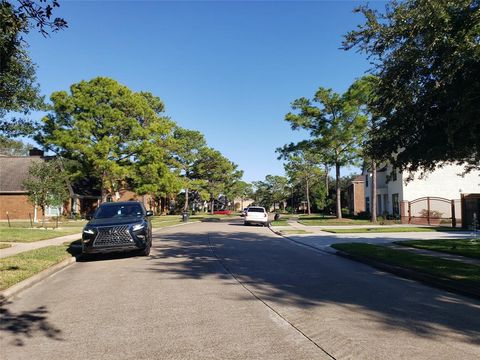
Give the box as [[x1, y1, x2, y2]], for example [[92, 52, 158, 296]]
[[0, 156, 44, 193], [352, 175, 365, 183]]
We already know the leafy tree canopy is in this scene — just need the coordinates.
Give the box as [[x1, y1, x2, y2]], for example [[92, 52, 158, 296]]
[[0, 135, 31, 155], [343, 0, 480, 172]]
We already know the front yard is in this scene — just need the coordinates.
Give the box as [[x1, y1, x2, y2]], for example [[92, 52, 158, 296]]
[[323, 227, 462, 234], [0, 227, 83, 243], [395, 239, 480, 260]]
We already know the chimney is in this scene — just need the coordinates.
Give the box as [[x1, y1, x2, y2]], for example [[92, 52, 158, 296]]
[[29, 148, 44, 157]]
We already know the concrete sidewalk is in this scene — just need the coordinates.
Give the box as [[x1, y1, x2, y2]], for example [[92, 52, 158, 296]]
[[0, 233, 81, 259]]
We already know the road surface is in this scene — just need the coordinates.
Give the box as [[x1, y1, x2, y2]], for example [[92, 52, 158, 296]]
[[1, 219, 479, 359]]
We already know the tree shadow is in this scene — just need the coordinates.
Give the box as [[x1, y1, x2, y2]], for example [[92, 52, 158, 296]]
[[0, 303, 63, 346], [148, 225, 480, 346]]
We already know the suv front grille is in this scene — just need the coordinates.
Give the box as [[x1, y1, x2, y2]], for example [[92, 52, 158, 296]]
[[93, 225, 133, 247]]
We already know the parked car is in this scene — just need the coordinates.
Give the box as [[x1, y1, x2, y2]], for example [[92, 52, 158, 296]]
[[244, 206, 269, 226], [81, 201, 153, 256], [241, 208, 248, 217], [213, 210, 232, 215]]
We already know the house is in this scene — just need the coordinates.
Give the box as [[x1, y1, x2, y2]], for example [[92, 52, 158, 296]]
[[0, 149, 101, 220], [0, 150, 45, 220], [346, 175, 365, 215], [363, 163, 480, 226]]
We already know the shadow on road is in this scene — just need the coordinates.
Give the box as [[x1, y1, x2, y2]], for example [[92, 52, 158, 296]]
[[0, 304, 63, 346], [148, 225, 480, 346]]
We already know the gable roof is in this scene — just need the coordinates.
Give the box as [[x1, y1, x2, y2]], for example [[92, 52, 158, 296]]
[[0, 156, 44, 193]]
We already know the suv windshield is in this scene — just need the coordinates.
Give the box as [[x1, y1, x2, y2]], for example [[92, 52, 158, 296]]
[[248, 208, 265, 213], [95, 204, 144, 219]]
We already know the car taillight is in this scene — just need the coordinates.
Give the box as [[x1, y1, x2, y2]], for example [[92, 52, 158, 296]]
[[264, 213, 267, 217]]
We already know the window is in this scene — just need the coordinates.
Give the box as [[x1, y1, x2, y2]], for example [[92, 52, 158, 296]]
[[45, 206, 62, 217], [392, 194, 399, 216], [392, 169, 397, 181], [365, 197, 370, 213], [365, 174, 369, 187]]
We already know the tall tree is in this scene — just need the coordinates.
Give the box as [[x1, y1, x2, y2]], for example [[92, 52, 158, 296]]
[[0, 135, 31, 155], [343, 0, 480, 173], [192, 147, 242, 214], [1, 0, 67, 136], [38, 77, 173, 202], [23, 158, 70, 226], [171, 127, 207, 212], [281, 149, 325, 216], [253, 175, 289, 211], [284, 87, 367, 218]]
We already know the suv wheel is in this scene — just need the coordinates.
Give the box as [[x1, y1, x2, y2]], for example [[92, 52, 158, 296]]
[[139, 241, 151, 256]]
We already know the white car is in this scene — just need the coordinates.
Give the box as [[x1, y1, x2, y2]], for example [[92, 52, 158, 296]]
[[244, 206, 269, 226]]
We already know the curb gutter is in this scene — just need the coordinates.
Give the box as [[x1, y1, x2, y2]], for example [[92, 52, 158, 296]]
[[334, 250, 480, 300], [0, 256, 77, 304]]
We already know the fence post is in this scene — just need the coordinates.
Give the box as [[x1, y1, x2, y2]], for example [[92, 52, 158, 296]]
[[6, 211, 11, 228], [451, 200, 456, 228], [408, 202, 411, 224], [427, 197, 430, 225], [29, 213, 33, 228]]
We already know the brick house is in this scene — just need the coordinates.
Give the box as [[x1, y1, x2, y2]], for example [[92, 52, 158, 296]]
[[0, 150, 101, 220], [347, 175, 366, 215]]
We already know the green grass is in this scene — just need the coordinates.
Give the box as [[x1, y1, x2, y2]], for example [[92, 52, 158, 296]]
[[331, 243, 480, 287], [0, 220, 87, 229], [279, 229, 310, 235], [298, 218, 372, 226], [0, 227, 83, 243], [270, 220, 290, 226], [323, 227, 460, 234], [0, 243, 12, 249], [0, 243, 76, 291], [395, 239, 480, 260]]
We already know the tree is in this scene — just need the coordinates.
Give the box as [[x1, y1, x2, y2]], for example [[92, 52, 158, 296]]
[[253, 175, 289, 211], [171, 127, 207, 212], [1, 0, 67, 136], [192, 147, 242, 214], [343, 0, 480, 174], [0, 135, 31, 155], [38, 77, 173, 202], [23, 158, 70, 226], [280, 148, 325, 215], [284, 87, 368, 218]]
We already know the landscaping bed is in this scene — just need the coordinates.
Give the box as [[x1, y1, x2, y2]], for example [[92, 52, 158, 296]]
[[323, 226, 461, 234], [0, 243, 78, 291], [331, 243, 480, 297], [394, 238, 480, 260]]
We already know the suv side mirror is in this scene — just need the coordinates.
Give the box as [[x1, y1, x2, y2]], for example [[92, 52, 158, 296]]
[[145, 210, 154, 217]]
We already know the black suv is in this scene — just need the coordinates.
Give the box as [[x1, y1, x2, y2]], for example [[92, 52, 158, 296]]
[[82, 201, 153, 256]]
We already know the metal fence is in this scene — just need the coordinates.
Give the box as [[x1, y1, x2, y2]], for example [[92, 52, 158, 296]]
[[400, 197, 461, 227]]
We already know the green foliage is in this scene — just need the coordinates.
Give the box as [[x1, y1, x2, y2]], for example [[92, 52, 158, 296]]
[[344, 0, 480, 173], [22, 158, 70, 222], [253, 175, 289, 210], [0, 135, 31, 155], [192, 147, 242, 213], [38, 77, 174, 201], [0, 0, 67, 135]]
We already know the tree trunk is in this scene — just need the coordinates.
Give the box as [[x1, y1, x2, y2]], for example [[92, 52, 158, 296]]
[[324, 164, 329, 190], [335, 162, 342, 219], [306, 179, 311, 215], [41, 206, 46, 228], [210, 196, 214, 215], [184, 188, 189, 212], [371, 160, 377, 223]]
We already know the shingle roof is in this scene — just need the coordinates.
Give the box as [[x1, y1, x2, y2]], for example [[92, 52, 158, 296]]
[[352, 175, 365, 183], [0, 156, 44, 192]]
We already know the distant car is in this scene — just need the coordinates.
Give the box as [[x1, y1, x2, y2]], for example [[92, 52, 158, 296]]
[[213, 210, 232, 215], [81, 201, 153, 256], [241, 208, 248, 217], [244, 206, 269, 226]]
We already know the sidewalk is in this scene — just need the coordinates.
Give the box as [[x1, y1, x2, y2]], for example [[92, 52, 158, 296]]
[[0, 233, 81, 259]]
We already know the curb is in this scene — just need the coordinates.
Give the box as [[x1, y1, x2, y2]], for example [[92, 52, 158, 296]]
[[0, 256, 77, 304], [334, 250, 480, 300]]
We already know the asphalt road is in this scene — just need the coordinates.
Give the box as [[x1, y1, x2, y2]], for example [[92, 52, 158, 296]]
[[1, 219, 479, 359]]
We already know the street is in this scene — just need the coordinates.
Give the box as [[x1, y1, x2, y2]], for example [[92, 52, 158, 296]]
[[1, 219, 479, 359]]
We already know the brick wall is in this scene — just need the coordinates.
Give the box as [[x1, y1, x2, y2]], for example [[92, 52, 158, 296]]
[[0, 194, 36, 220], [353, 182, 365, 214]]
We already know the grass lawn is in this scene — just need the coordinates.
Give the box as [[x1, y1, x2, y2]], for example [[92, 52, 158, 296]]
[[279, 229, 310, 235], [0, 227, 83, 243], [270, 220, 290, 226], [298, 218, 372, 226], [0, 243, 77, 291], [0, 220, 87, 229], [331, 243, 480, 288], [395, 238, 480, 260], [0, 243, 12, 249], [323, 227, 461, 234]]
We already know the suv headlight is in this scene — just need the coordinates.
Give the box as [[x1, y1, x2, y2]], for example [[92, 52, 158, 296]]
[[83, 228, 95, 235], [132, 223, 145, 232]]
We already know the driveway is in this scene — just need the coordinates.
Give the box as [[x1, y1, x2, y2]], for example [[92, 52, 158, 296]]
[[1, 220, 479, 359]]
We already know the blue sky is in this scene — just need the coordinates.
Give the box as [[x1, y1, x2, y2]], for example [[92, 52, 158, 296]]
[[26, 0, 384, 182]]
